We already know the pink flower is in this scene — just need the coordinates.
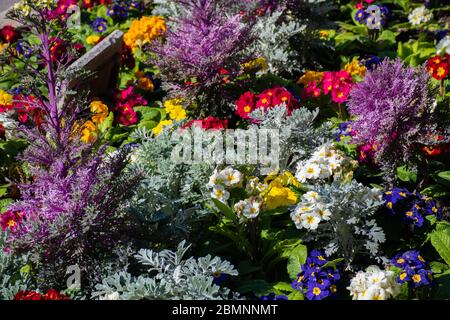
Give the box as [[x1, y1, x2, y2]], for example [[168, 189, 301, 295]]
[[235, 91, 255, 119]]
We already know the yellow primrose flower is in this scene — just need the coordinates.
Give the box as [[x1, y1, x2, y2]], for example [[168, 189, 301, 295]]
[[0, 90, 13, 106], [137, 77, 155, 92], [0, 42, 8, 53], [89, 100, 109, 124], [152, 119, 173, 136], [164, 98, 186, 121], [264, 182, 298, 210], [86, 35, 100, 45], [243, 57, 268, 72], [297, 71, 324, 85], [81, 120, 97, 144], [319, 30, 331, 39], [124, 16, 166, 51], [344, 59, 366, 78]]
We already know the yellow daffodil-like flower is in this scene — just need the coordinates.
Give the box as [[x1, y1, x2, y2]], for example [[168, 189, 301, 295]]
[[0, 90, 13, 106], [297, 71, 324, 85], [81, 120, 97, 144], [137, 77, 155, 92], [164, 98, 186, 121], [124, 16, 166, 51], [89, 100, 109, 124], [86, 35, 100, 45], [243, 57, 269, 73], [344, 59, 366, 78], [152, 119, 173, 136]]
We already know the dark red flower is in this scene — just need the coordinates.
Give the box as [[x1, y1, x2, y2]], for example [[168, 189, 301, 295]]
[[0, 123, 5, 140], [0, 25, 21, 43], [235, 91, 255, 119], [14, 290, 44, 300]]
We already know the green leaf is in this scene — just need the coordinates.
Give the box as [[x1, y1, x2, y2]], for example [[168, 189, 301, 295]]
[[98, 112, 114, 134], [377, 30, 396, 44], [237, 279, 272, 296], [272, 282, 295, 293], [287, 243, 307, 281], [430, 228, 450, 265], [0, 198, 12, 213], [322, 258, 345, 270], [397, 166, 417, 183], [0, 188, 7, 197], [437, 171, 450, 182], [211, 198, 236, 221], [287, 290, 304, 300], [430, 261, 450, 274]]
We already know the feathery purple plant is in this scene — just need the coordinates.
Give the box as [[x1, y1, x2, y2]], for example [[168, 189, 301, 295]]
[[347, 58, 438, 180], [3, 1, 141, 288], [150, 0, 255, 111]]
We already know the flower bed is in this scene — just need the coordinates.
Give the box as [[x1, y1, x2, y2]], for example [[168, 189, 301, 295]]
[[0, 0, 450, 301]]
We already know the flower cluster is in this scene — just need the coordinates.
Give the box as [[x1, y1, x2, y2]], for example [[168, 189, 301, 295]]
[[384, 188, 442, 228], [426, 54, 450, 81], [335, 121, 355, 142], [0, 211, 26, 233], [208, 167, 243, 203], [408, 6, 433, 26], [347, 265, 400, 300], [90, 17, 109, 33], [261, 171, 299, 210], [0, 25, 21, 44], [107, 0, 142, 21], [183, 116, 228, 131], [14, 289, 69, 300], [344, 59, 366, 78], [80, 100, 109, 143], [391, 251, 433, 288], [292, 250, 340, 300], [302, 70, 354, 104], [0, 92, 44, 127], [124, 16, 166, 51], [295, 143, 357, 184], [291, 191, 331, 230], [357, 142, 378, 164], [235, 86, 298, 119], [355, 4, 389, 29], [113, 86, 148, 126]]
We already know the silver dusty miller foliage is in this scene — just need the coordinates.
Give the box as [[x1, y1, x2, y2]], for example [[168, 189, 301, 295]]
[[249, 105, 333, 172], [250, 9, 306, 74], [92, 240, 240, 300]]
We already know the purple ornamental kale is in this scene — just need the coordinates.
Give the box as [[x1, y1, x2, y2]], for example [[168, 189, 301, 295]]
[[151, 0, 255, 106], [3, 1, 141, 288], [347, 58, 438, 181]]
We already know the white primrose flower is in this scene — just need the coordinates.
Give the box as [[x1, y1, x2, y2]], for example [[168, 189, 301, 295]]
[[408, 6, 433, 26], [291, 212, 303, 229], [242, 199, 261, 219], [207, 169, 223, 188], [303, 162, 321, 180], [314, 204, 332, 221], [303, 191, 320, 203], [220, 167, 243, 186], [234, 200, 247, 216], [437, 35, 450, 55], [347, 265, 400, 301], [301, 211, 321, 230], [211, 185, 230, 202]]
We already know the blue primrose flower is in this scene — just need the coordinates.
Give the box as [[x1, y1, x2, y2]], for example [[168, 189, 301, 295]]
[[107, 3, 129, 20], [305, 279, 330, 300], [260, 293, 288, 300], [212, 272, 229, 285], [391, 250, 433, 288], [335, 121, 354, 142], [364, 55, 381, 70], [292, 250, 340, 300], [90, 17, 108, 33]]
